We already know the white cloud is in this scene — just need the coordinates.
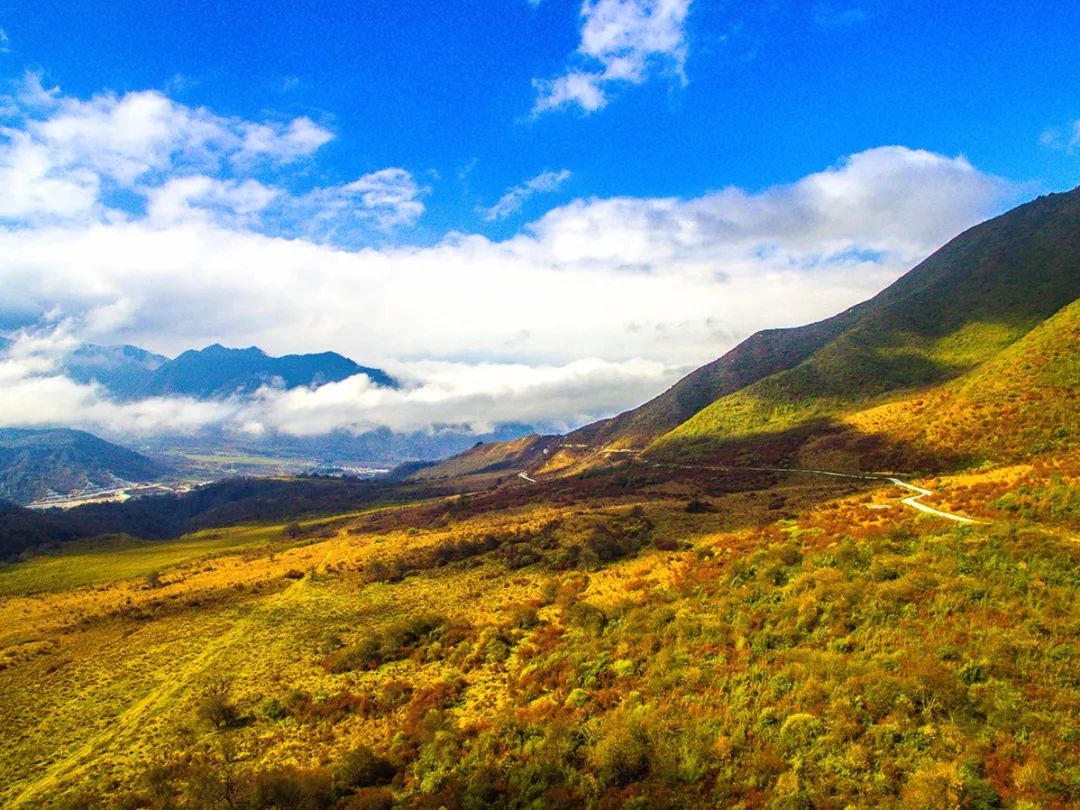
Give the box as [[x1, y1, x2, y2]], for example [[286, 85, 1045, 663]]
[[483, 169, 572, 220], [286, 168, 428, 235], [0, 29, 10, 54], [237, 116, 333, 163], [0, 146, 1010, 401], [0, 75, 421, 238], [146, 176, 279, 227], [338, 168, 427, 229], [533, 72, 608, 115], [534, 0, 692, 115], [525, 147, 1004, 266]]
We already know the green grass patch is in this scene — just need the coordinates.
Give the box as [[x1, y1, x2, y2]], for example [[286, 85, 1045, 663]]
[[0, 527, 284, 595]]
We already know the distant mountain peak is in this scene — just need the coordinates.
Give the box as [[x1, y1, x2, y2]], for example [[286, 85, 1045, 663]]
[[54, 341, 397, 400]]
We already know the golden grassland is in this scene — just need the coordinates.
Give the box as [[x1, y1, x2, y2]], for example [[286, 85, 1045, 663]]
[[0, 459, 1077, 809]]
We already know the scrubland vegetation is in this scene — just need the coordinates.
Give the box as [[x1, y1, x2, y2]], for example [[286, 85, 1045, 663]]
[[0, 455, 1077, 809]]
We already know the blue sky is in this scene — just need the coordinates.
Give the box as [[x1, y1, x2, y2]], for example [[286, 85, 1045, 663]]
[[6, 0, 1079, 237], [0, 0, 1078, 437]]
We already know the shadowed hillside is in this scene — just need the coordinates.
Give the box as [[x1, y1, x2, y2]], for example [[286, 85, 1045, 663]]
[[566, 314, 861, 450], [413, 434, 563, 481]]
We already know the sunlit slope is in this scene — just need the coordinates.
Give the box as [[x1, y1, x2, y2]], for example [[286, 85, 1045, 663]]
[[831, 295, 1080, 465], [650, 187, 1080, 458]]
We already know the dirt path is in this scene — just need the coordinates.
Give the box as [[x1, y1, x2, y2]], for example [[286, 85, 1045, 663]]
[[520, 454, 984, 524], [7, 539, 342, 808]]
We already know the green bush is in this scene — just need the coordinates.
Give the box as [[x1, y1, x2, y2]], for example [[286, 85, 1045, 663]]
[[196, 681, 238, 729], [336, 745, 397, 789], [590, 720, 653, 788], [262, 697, 287, 721]]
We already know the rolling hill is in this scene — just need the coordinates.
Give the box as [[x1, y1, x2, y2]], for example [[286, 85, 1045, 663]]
[[0, 428, 165, 505]]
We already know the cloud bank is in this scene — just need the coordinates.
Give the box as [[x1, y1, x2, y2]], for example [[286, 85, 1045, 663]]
[[0, 333, 674, 437], [0, 73, 425, 238], [0, 79, 1015, 439]]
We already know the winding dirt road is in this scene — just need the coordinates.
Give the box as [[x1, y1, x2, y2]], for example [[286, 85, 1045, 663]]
[[884, 477, 979, 524]]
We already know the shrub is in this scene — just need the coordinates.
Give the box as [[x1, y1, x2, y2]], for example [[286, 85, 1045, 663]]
[[336, 745, 397, 789], [249, 766, 334, 809], [262, 697, 287, 721], [590, 721, 652, 788], [324, 614, 449, 672], [778, 713, 822, 751], [505, 603, 540, 629], [959, 659, 989, 685], [564, 602, 607, 636], [196, 681, 238, 729]]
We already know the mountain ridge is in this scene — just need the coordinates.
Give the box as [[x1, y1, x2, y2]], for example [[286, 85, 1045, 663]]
[[142, 343, 398, 399]]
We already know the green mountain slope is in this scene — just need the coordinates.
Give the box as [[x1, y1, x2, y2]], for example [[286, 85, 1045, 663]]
[[0, 428, 165, 504], [649, 187, 1080, 458], [829, 295, 1080, 467]]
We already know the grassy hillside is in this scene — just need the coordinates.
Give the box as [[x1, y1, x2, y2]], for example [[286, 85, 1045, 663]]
[[0, 428, 165, 505], [650, 188, 1080, 460], [0, 456, 1076, 809], [2, 192, 1078, 810], [825, 296, 1080, 468]]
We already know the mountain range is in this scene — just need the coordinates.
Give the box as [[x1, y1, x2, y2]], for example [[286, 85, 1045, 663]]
[[4, 186, 1079, 517], [59, 342, 398, 399]]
